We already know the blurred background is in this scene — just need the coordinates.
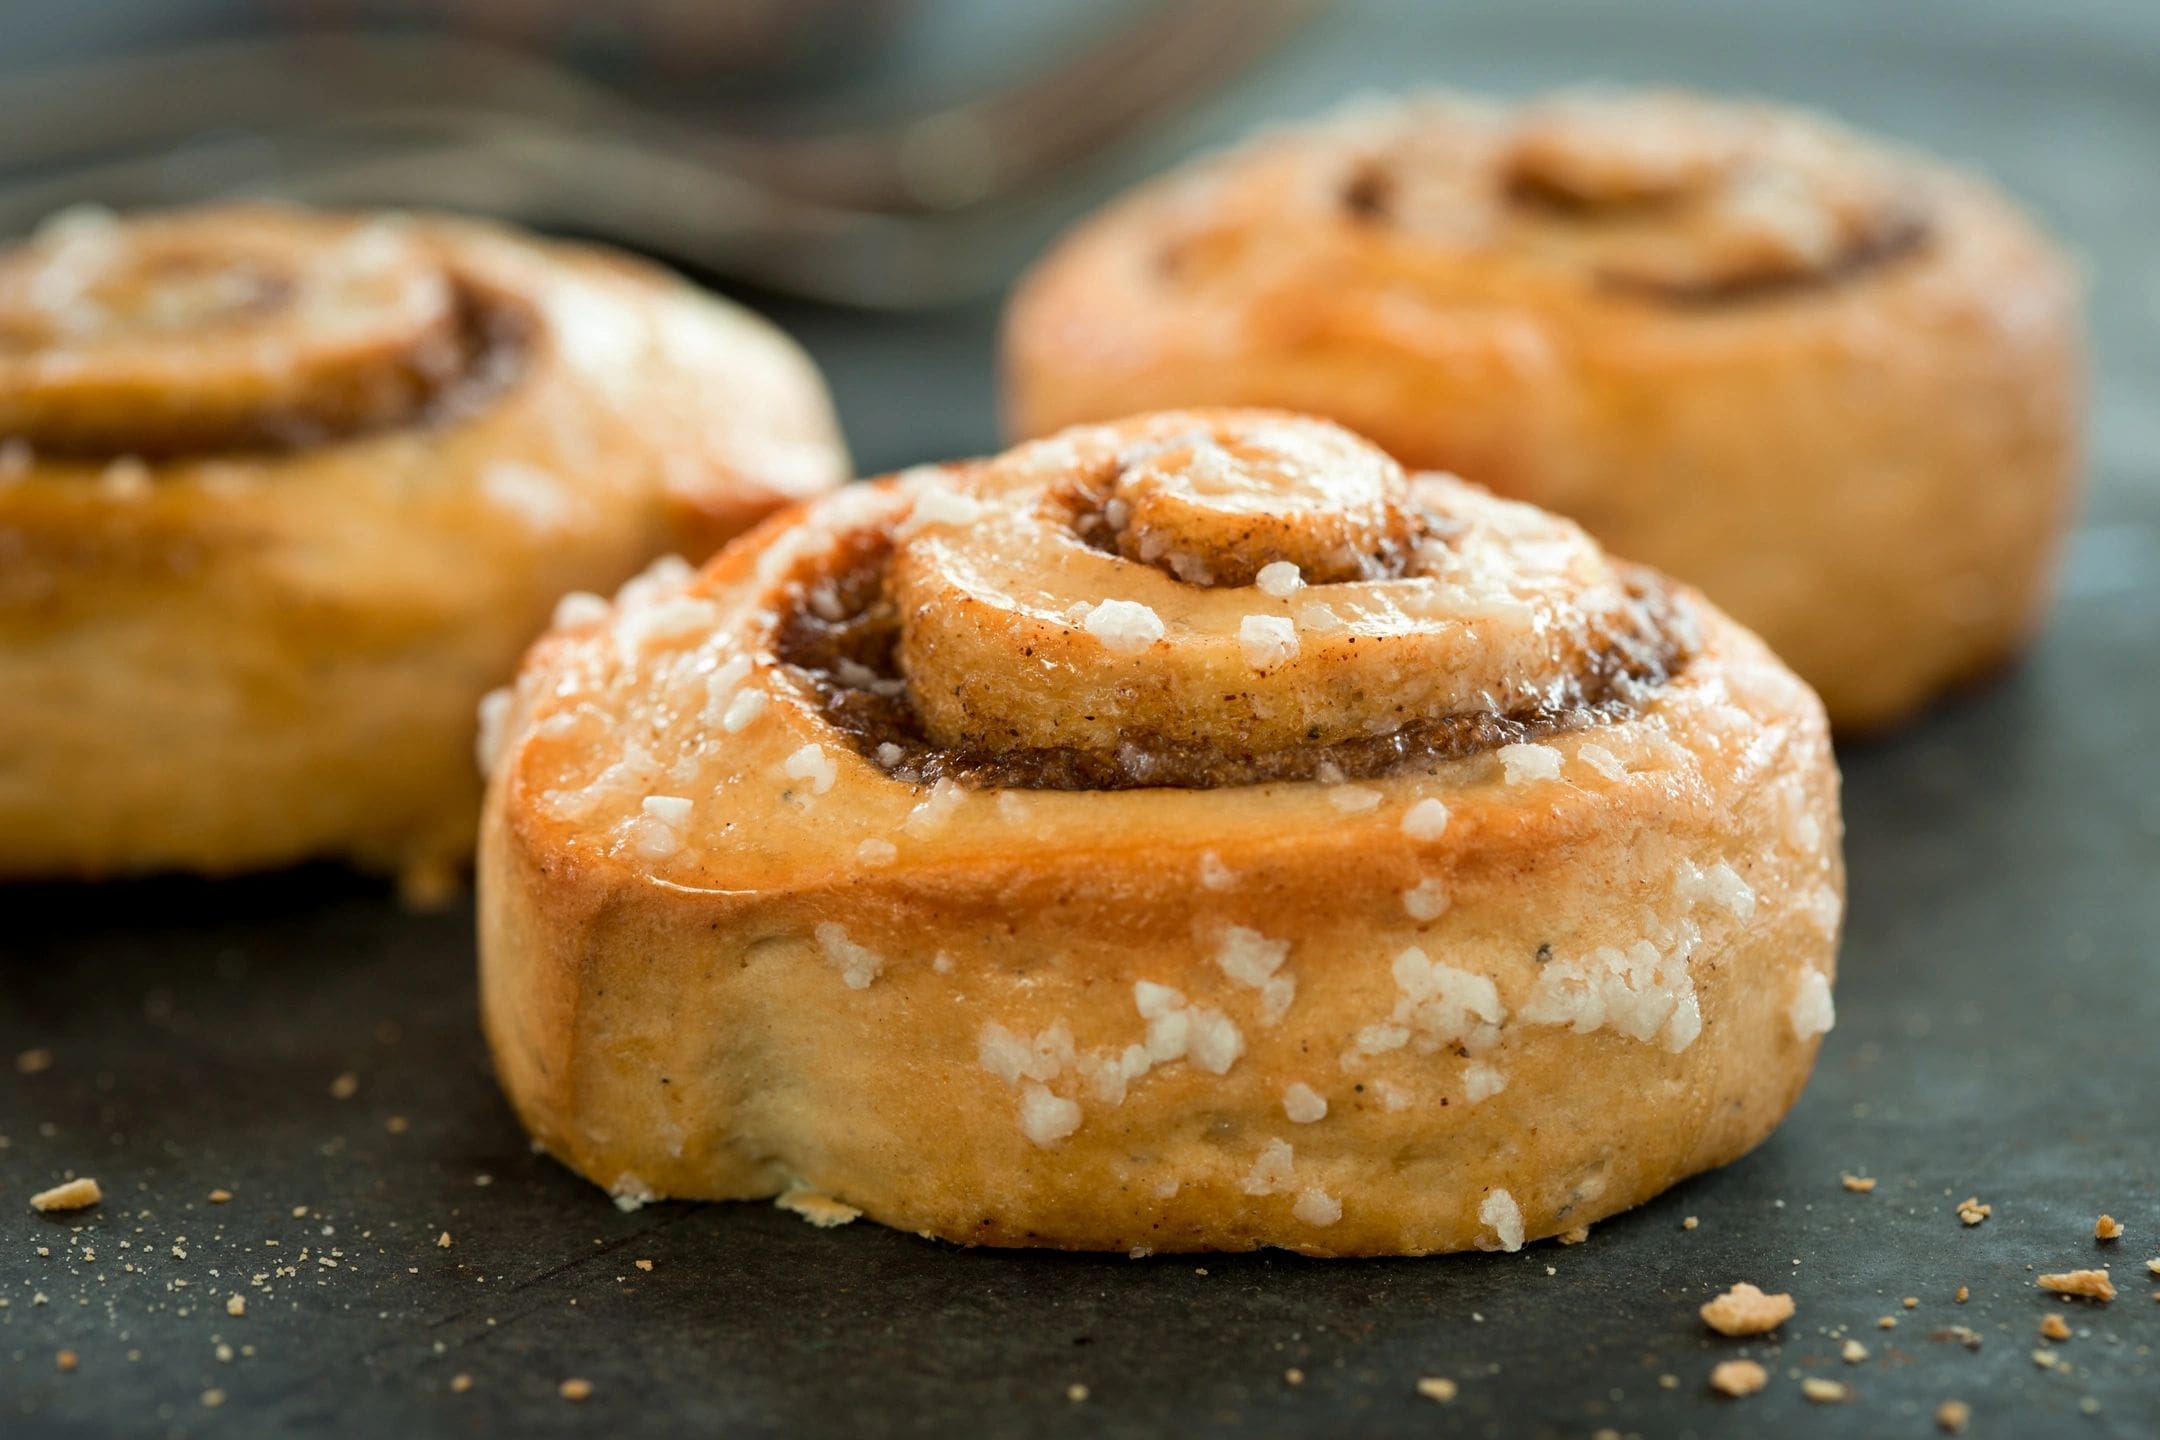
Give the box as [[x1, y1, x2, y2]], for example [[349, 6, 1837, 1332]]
[[1, 0, 2154, 481]]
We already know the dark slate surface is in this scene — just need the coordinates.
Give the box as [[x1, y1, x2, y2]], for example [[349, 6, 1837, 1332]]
[[5, 2, 2159, 1436]]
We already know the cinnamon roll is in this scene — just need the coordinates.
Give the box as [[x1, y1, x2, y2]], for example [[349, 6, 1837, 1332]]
[[0, 203, 847, 890], [479, 410, 1842, 1256], [1004, 91, 2084, 732]]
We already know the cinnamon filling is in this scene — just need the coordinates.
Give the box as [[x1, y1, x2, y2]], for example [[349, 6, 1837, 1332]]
[[772, 525, 1692, 792]]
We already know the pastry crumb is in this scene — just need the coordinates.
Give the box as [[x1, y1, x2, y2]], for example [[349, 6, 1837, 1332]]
[[1955, 1196, 1991, 1226], [559, 1378, 593, 1402], [635, 1259, 653, 1272], [2038, 1269, 2116, 1302], [55, 1349, 78, 1373], [2095, 1214, 2122, 1241], [1954, 1286, 1969, 1303], [1840, 1173, 1876, 1193], [1067, 1383, 1089, 1403], [1700, 1282, 1794, 1336], [2039, 1313, 2071, 1342], [1937, 1399, 1971, 1434], [1903, 1296, 1919, 1309], [1710, 1361, 1766, 1398], [2031, 1348, 2059, 1370], [1682, 1216, 1699, 1230], [1878, 1315, 1898, 1329], [201, 1389, 226, 1409], [226, 1294, 246, 1318], [208, 1189, 232, 1204], [436, 1231, 452, 1249], [1284, 1368, 1304, 1385], [30, 1178, 101, 1213], [450, 1374, 473, 1394], [1801, 1378, 1851, 1404], [775, 1188, 861, 1228], [1558, 1224, 1590, 1245], [1841, 1339, 1867, 1363], [16, 1048, 53, 1075], [329, 1071, 359, 1100], [1415, 1377, 1458, 1403]]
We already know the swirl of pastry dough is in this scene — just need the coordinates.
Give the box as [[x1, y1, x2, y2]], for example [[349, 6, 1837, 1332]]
[[479, 410, 1842, 1256], [1006, 90, 2082, 734], [0, 206, 493, 455], [865, 411, 1685, 784]]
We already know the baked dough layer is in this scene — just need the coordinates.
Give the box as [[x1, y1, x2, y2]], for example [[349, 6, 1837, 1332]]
[[479, 412, 1842, 1255], [1004, 92, 2084, 732], [0, 204, 847, 887]]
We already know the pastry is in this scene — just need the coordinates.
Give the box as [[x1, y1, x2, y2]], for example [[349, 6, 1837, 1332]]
[[0, 203, 847, 890], [1004, 91, 2084, 731], [478, 409, 1843, 1255]]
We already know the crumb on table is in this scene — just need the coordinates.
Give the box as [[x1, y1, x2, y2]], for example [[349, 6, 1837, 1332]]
[[1841, 1173, 1877, 1193], [1416, 1377, 1459, 1403], [1709, 1360, 1767, 1398], [2038, 1269, 2115, 1302], [30, 1178, 101, 1213], [1956, 1197, 1991, 1226], [1700, 1282, 1794, 1337], [2095, 1214, 2123, 1241], [1937, 1399, 1971, 1434], [1801, 1378, 1851, 1403]]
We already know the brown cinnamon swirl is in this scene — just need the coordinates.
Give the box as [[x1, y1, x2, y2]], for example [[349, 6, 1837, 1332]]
[[1004, 91, 2085, 732], [0, 204, 847, 891], [478, 410, 1843, 1256]]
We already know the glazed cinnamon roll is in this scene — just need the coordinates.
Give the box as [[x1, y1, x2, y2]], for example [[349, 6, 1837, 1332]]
[[0, 204, 847, 890], [1005, 91, 2085, 732], [479, 410, 1843, 1256]]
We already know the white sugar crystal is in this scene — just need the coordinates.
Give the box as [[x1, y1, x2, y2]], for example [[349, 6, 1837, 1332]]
[[626, 816, 681, 860], [1355, 1024, 1411, 1055], [978, 1023, 1035, 1084], [1789, 969, 1836, 1040], [875, 742, 904, 768], [856, 838, 898, 866], [613, 594, 719, 656], [641, 794, 692, 825], [1283, 1082, 1328, 1124], [720, 687, 768, 733], [903, 777, 966, 835], [1680, 860, 1756, 921], [1576, 743, 1627, 781], [1402, 879, 1449, 922], [550, 590, 610, 631], [474, 687, 513, 776], [481, 461, 572, 530], [783, 743, 837, 796], [1083, 599, 1166, 654], [1373, 1080, 1411, 1112], [1134, 980, 1185, 1019], [1216, 926, 1290, 987], [1462, 1062, 1507, 1104], [1522, 933, 1702, 1054], [1239, 614, 1299, 669], [1295, 601, 1343, 632], [1240, 1139, 1296, 1196], [1807, 885, 1844, 936], [1390, 946, 1506, 1053], [1329, 786, 1382, 813], [1187, 1009, 1245, 1075], [815, 922, 884, 989], [1292, 1187, 1342, 1227], [1497, 742, 1563, 784], [1199, 851, 1237, 890], [1402, 798, 1450, 841], [1477, 1188, 1524, 1253], [900, 485, 986, 534], [1258, 975, 1297, 1026], [1017, 1083, 1081, 1146], [1255, 561, 1304, 599]]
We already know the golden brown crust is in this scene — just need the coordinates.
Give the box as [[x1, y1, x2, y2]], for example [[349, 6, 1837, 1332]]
[[1003, 91, 2085, 732], [0, 204, 848, 883], [478, 411, 1843, 1255]]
